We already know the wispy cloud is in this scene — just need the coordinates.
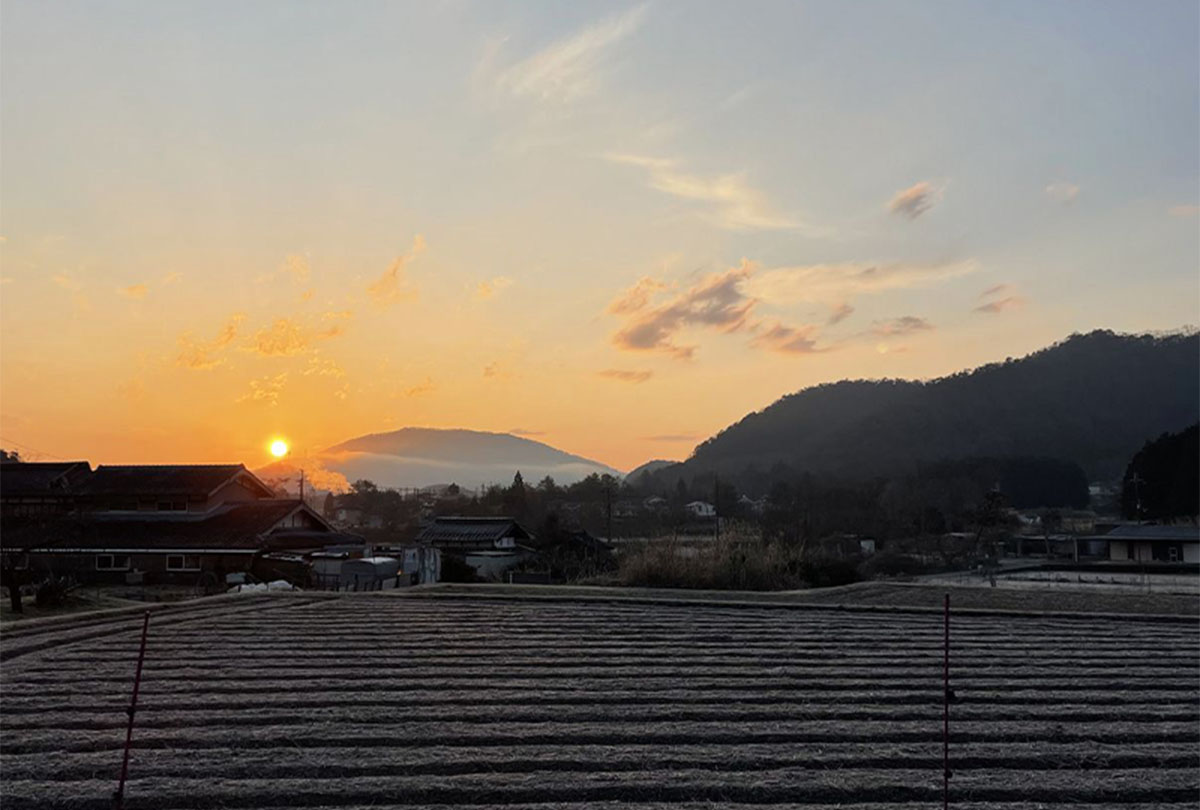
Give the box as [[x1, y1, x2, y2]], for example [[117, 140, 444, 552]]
[[1168, 204, 1199, 218], [744, 259, 978, 305], [980, 283, 1013, 298], [870, 316, 934, 337], [245, 317, 346, 358], [118, 284, 148, 301], [367, 234, 425, 306], [302, 354, 345, 378], [597, 368, 653, 383], [237, 372, 288, 406], [974, 296, 1026, 314], [607, 154, 808, 232], [51, 273, 83, 293], [403, 377, 436, 397], [475, 276, 514, 300], [495, 5, 647, 102], [888, 181, 940, 219], [176, 313, 246, 370], [1045, 181, 1080, 204]]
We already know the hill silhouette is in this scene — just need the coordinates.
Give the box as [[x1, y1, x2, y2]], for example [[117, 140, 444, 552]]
[[654, 329, 1198, 489], [320, 427, 620, 490]]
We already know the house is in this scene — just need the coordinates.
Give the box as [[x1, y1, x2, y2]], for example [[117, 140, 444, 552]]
[[686, 501, 716, 518], [415, 516, 536, 580], [1, 461, 362, 586], [1098, 524, 1200, 564], [0, 461, 93, 517], [80, 464, 277, 513]]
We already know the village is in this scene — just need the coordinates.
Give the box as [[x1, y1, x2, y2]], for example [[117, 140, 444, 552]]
[[1, 455, 1196, 617]]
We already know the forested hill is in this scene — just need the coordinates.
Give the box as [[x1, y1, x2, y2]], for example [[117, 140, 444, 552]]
[[677, 330, 1198, 485]]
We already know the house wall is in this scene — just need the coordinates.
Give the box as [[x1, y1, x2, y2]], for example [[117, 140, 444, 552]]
[[1184, 543, 1200, 564], [1109, 541, 1128, 561], [27, 551, 255, 585]]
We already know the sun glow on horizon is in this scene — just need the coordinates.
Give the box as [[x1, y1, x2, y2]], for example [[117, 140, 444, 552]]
[[269, 439, 289, 458]]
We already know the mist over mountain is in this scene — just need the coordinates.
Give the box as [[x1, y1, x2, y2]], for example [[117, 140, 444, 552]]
[[319, 428, 621, 491], [647, 330, 1198, 491]]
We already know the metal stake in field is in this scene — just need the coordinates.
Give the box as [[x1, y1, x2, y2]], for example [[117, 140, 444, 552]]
[[943, 593, 951, 810], [113, 610, 151, 810]]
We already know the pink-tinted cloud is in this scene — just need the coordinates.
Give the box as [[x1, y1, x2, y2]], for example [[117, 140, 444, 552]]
[[611, 260, 757, 358], [827, 301, 854, 325], [750, 320, 823, 354], [888, 181, 939, 219], [974, 296, 1026, 314]]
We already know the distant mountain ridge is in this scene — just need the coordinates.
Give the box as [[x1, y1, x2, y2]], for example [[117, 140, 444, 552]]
[[320, 427, 620, 490], [654, 329, 1198, 488]]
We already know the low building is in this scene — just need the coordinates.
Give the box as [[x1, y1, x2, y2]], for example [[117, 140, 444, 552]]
[[686, 501, 716, 518], [415, 516, 535, 580], [1100, 524, 1200, 564]]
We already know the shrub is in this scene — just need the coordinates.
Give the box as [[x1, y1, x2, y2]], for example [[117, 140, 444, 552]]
[[616, 525, 862, 591]]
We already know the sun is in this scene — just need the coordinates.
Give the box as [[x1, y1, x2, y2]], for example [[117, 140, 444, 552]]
[[269, 439, 289, 458]]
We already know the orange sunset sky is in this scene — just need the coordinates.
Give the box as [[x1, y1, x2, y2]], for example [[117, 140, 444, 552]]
[[2, 1, 1197, 473]]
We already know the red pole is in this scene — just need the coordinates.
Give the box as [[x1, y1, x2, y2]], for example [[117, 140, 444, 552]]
[[114, 611, 150, 810], [943, 593, 950, 810]]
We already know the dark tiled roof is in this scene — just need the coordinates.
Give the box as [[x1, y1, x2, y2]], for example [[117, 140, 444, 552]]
[[415, 516, 533, 548], [81, 465, 265, 497], [11, 500, 332, 552], [0, 462, 91, 496], [1102, 524, 1200, 542]]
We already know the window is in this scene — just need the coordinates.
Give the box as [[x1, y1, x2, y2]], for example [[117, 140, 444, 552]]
[[96, 554, 131, 571], [108, 499, 138, 511], [157, 500, 186, 511], [166, 554, 201, 571]]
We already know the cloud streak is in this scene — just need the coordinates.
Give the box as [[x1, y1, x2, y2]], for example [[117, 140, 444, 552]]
[[1045, 181, 1080, 204], [176, 313, 246, 370], [744, 259, 978, 305], [607, 154, 807, 232], [974, 296, 1026, 314], [367, 234, 425, 306], [597, 368, 653, 383], [870, 316, 934, 337], [495, 5, 647, 102]]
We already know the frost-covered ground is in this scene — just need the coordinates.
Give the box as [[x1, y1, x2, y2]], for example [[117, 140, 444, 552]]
[[1, 590, 1197, 809]]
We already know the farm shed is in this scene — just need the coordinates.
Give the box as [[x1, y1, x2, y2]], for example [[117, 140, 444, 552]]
[[1099, 524, 1200, 564], [415, 516, 534, 551], [339, 556, 402, 590]]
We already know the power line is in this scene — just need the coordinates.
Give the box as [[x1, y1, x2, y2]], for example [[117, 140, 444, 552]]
[[0, 435, 72, 461]]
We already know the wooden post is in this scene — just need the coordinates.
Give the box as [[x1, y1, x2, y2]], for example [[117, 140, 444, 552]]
[[114, 611, 150, 810]]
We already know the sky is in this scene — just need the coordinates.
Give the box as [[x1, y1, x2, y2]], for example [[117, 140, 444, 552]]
[[1, 0, 1197, 475]]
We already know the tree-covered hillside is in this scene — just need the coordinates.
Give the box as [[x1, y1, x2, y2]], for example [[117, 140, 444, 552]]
[[670, 329, 1198, 487]]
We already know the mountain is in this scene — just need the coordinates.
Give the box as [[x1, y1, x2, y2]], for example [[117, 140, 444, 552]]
[[624, 459, 680, 483], [319, 428, 621, 491], [653, 329, 1198, 489]]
